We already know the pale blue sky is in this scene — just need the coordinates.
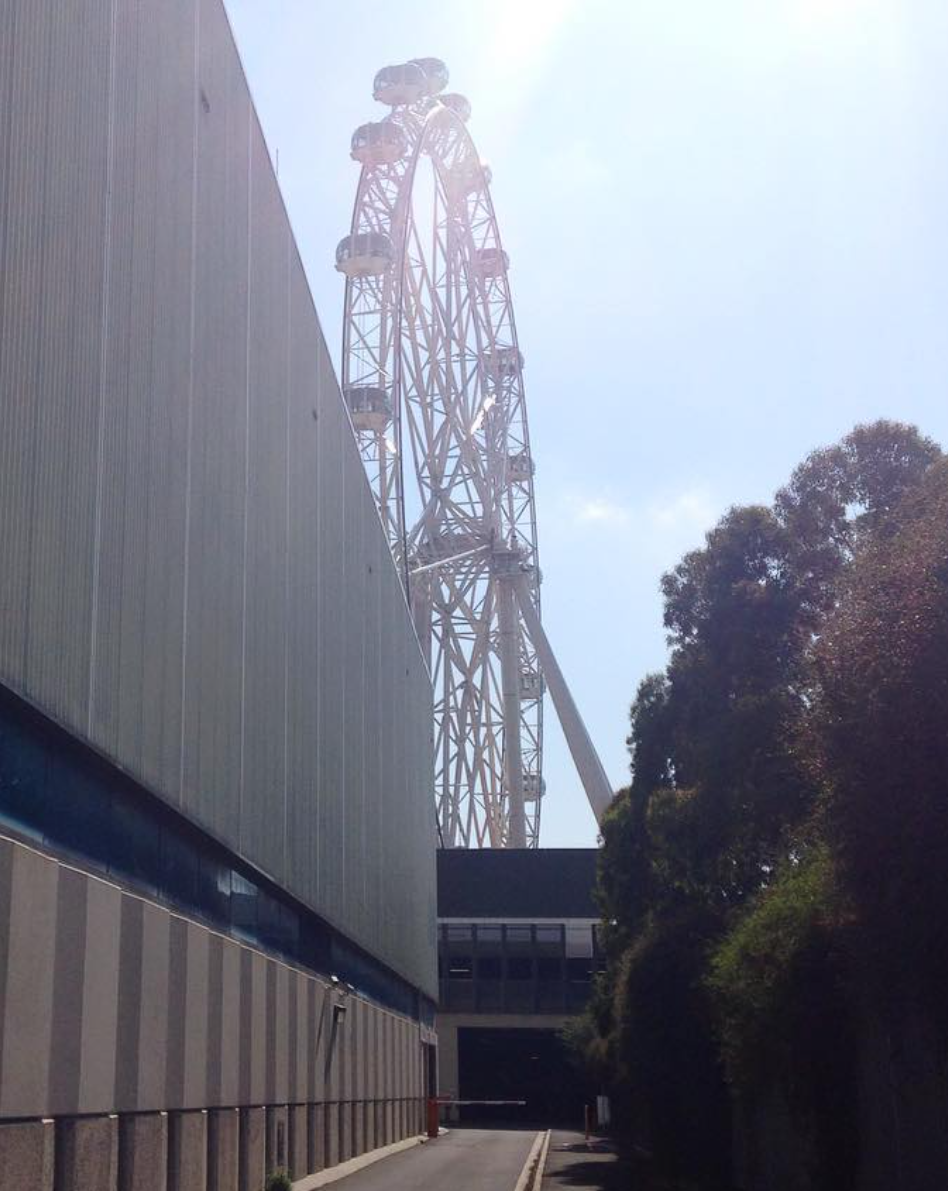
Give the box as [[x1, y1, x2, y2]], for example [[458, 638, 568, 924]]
[[223, 0, 948, 848]]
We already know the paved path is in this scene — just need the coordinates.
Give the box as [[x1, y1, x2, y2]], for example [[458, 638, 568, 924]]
[[324, 1128, 540, 1191], [541, 1131, 630, 1191]]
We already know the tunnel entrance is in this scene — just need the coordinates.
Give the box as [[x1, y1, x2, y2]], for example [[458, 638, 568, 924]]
[[456, 1026, 593, 1125]]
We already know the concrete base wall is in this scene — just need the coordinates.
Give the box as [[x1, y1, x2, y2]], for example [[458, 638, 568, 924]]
[[6, 1102, 426, 1191], [0, 1118, 55, 1189], [56, 1115, 119, 1191], [119, 1113, 168, 1191], [168, 1111, 206, 1191]]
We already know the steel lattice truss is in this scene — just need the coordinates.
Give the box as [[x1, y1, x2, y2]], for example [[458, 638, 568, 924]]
[[337, 62, 544, 847]]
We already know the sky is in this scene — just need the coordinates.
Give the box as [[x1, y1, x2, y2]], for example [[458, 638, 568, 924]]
[[222, 0, 948, 848]]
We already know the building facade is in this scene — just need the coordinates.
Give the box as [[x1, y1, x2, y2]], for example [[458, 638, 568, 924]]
[[436, 849, 602, 1124], [0, 0, 437, 1186]]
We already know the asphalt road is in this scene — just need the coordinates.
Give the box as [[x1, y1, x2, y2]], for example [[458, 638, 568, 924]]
[[324, 1128, 539, 1191]]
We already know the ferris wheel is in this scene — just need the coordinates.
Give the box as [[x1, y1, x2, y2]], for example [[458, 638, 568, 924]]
[[336, 58, 612, 847]]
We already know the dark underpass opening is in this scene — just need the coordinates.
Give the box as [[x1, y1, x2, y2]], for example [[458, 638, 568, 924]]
[[457, 1027, 594, 1125]]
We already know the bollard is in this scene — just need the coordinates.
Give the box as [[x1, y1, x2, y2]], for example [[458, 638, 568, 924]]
[[426, 1098, 440, 1139], [584, 1102, 593, 1143]]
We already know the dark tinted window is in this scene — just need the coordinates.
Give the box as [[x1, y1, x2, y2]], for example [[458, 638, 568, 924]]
[[477, 956, 502, 980], [567, 957, 593, 983], [507, 956, 533, 980], [448, 955, 473, 979], [537, 957, 561, 981]]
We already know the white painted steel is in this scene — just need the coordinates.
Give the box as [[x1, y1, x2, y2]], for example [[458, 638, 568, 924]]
[[339, 62, 543, 849], [514, 578, 613, 824], [340, 61, 613, 845]]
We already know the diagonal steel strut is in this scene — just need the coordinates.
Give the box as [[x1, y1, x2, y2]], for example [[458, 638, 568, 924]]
[[513, 577, 613, 825]]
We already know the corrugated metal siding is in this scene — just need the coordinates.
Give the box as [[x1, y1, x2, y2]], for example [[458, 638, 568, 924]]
[[0, 0, 436, 998]]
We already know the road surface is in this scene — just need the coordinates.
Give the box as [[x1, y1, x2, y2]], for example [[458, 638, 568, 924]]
[[323, 1128, 539, 1191]]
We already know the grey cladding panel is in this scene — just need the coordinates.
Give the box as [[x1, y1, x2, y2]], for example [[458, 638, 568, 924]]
[[0, 0, 50, 687], [342, 444, 366, 939], [315, 385, 346, 929], [241, 124, 289, 874], [181, 0, 252, 842], [0, 0, 436, 998], [285, 253, 323, 911]]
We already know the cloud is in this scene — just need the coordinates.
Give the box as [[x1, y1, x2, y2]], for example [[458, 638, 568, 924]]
[[572, 497, 632, 527], [556, 485, 720, 571], [647, 487, 717, 537]]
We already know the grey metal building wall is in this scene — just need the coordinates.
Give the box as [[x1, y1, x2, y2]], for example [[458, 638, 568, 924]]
[[0, 0, 436, 998]]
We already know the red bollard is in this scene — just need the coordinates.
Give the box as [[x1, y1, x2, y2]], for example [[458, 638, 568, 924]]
[[427, 1097, 440, 1139]]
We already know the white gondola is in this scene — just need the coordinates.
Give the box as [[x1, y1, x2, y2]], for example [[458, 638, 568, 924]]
[[344, 386, 392, 432], [508, 451, 535, 484], [373, 62, 426, 106], [489, 346, 524, 378], [475, 246, 509, 278], [409, 57, 450, 96], [440, 93, 472, 122], [350, 121, 407, 166], [520, 671, 543, 701], [335, 232, 394, 278], [523, 773, 546, 801]]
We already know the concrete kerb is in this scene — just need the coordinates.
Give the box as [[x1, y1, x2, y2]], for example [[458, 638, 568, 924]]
[[291, 1134, 427, 1190], [514, 1129, 551, 1191]]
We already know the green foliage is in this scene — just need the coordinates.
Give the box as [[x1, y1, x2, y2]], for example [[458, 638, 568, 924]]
[[264, 1169, 292, 1191], [812, 457, 948, 1011], [707, 848, 846, 1093], [708, 849, 858, 1186], [584, 420, 945, 1185], [613, 906, 732, 1184]]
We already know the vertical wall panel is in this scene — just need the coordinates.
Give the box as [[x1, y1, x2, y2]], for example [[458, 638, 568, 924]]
[[78, 877, 122, 1114], [0, 1, 59, 689], [316, 387, 346, 928], [134, 0, 197, 796], [180, 0, 251, 839], [23, 0, 111, 723], [0, 845, 57, 1117], [285, 254, 322, 910], [343, 450, 366, 939], [241, 123, 289, 874]]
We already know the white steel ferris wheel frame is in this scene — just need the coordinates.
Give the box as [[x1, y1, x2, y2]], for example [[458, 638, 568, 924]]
[[338, 62, 612, 848]]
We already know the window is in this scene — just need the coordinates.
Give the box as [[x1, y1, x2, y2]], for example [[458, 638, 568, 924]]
[[507, 956, 533, 980], [537, 957, 562, 981], [448, 956, 473, 979], [535, 924, 563, 955], [567, 957, 594, 983], [565, 924, 594, 958], [477, 956, 502, 980]]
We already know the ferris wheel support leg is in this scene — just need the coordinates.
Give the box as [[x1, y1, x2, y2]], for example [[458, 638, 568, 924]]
[[514, 579, 613, 826], [497, 575, 527, 847]]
